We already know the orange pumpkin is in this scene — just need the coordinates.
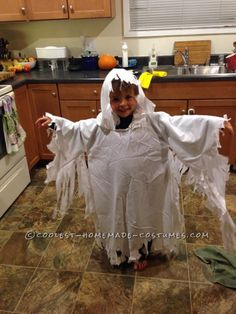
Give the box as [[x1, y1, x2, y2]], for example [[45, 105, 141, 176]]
[[98, 54, 117, 70]]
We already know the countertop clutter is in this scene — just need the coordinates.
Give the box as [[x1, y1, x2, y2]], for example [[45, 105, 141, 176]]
[[3, 64, 236, 89]]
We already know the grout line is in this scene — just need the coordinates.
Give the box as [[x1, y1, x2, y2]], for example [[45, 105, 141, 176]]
[[13, 266, 38, 313], [69, 239, 96, 314], [85, 269, 136, 279], [0, 263, 36, 270], [185, 238, 193, 314], [181, 180, 193, 313], [130, 268, 137, 314], [130, 275, 190, 284]]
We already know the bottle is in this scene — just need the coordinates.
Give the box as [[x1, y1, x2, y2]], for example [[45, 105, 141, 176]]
[[148, 46, 158, 70], [122, 42, 128, 68]]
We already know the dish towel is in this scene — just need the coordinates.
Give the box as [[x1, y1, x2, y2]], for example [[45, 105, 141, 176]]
[[0, 91, 26, 154], [193, 245, 236, 289]]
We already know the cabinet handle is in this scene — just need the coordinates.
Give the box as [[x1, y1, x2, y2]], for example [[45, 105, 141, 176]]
[[51, 92, 56, 97], [181, 109, 186, 114], [93, 90, 98, 95], [188, 108, 195, 115], [21, 7, 26, 15], [69, 5, 74, 12], [62, 4, 67, 13], [91, 109, 96, 113]]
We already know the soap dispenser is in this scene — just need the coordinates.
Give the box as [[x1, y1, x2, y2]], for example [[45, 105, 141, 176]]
[[148, 46, 158, 70], [122, 42, 128, 68]]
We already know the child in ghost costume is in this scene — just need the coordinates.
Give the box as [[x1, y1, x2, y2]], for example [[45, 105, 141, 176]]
[[36, 68, 236, 270]]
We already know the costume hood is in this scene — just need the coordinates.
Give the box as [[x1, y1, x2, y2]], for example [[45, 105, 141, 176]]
[[96, 68, 155, 130]]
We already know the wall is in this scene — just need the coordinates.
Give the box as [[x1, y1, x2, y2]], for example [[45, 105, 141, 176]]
[[0, 0, 235, 58]]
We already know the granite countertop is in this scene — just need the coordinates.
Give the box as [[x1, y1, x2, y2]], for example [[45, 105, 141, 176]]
[[4, 67, 236, 89]]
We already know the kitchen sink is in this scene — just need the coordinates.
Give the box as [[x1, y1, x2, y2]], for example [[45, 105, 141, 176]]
[[175, 65, 226, 75], [142, 64, 230, 76], [136, 64, 236, 80]]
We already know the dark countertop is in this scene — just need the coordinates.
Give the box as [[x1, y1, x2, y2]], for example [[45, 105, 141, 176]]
[[3, 67, 236, 89]]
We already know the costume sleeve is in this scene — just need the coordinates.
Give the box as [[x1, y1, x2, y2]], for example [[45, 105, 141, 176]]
[[45, 113, 97, 215], [153, 112, 236, 252]]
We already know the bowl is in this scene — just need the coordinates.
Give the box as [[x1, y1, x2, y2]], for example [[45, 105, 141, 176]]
[[19, 60, 37, 70]]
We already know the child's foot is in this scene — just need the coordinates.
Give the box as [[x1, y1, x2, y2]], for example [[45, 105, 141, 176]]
[[133, 260, 148, 271]]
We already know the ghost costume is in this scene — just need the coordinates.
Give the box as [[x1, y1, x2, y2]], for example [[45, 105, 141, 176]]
[[45, 69, 236, 265]]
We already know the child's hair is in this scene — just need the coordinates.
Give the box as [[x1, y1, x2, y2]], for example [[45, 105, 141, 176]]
[[111, 77, 139, 96]]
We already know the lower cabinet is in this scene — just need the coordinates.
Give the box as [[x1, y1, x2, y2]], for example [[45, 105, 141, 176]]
[[14, 85, 40, 170], [152, 100, 187, 115], [28, 84, 61, 160], [58, 83, 101, 121]]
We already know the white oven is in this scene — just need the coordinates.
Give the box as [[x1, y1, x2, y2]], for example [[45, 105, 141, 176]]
[[0, 85, 30, 217]]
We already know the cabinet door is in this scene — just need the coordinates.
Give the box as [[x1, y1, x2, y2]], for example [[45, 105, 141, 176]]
[[59, 83, 101, 100], [61, 100, 97, 121], [27, 0, 68, 20], [0, 0, 27, 21], [152, 100, 187, 116], [14, 85, 40, 170], [189, 99, 236, 164], [68, 0, 114, 18], [28, 84, 61, 160]]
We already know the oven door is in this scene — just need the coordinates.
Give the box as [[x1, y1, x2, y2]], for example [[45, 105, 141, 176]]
[[0, 106, 7, 159]]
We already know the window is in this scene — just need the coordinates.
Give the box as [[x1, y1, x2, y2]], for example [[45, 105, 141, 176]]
[[123, 0, 236, 37]]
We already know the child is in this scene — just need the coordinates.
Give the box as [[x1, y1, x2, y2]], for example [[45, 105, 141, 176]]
[[36, 68, 236, 270]]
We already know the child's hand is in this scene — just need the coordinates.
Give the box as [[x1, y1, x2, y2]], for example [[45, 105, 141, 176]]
[[221, 120, 234, 136], [35, 115, 52, 128]]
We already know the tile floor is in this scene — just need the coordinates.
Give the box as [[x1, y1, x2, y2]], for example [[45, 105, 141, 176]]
[[0, 163, 236, 314]]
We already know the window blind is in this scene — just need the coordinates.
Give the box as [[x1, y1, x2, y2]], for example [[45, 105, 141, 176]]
[[123, 0, 236, 36]]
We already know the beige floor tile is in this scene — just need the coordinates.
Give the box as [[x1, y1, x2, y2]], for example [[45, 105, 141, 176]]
[[191, 282, 236, 314], [0, 232, 49, 267], [73, 272, 134, 314], [0, 265, 34, 312], [16, 269, 82, 314], [133, 277, 191, 314]]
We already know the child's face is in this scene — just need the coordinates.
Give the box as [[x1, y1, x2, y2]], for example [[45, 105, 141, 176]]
[[109, 83, 138, 118]]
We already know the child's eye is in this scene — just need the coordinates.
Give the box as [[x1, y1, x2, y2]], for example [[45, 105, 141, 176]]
[[126, 95, 132, 100], [113, 97, 120, 102]]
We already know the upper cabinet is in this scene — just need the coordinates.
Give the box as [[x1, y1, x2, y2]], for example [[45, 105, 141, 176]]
[[26, 0, 68, 20], [0, 0, 115, 22], [0, 0, 28, 22], [68, 0, 115, 19]]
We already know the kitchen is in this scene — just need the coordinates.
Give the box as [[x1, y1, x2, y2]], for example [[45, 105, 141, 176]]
[[0, 0, 236, 313]]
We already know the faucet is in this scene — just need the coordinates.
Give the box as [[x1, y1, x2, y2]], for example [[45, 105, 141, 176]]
[[174, 47, 189, 66]]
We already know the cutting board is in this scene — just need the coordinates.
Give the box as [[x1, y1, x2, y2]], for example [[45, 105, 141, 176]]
[[0, 71, 15, 82], [174, 40, 211, 66]]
